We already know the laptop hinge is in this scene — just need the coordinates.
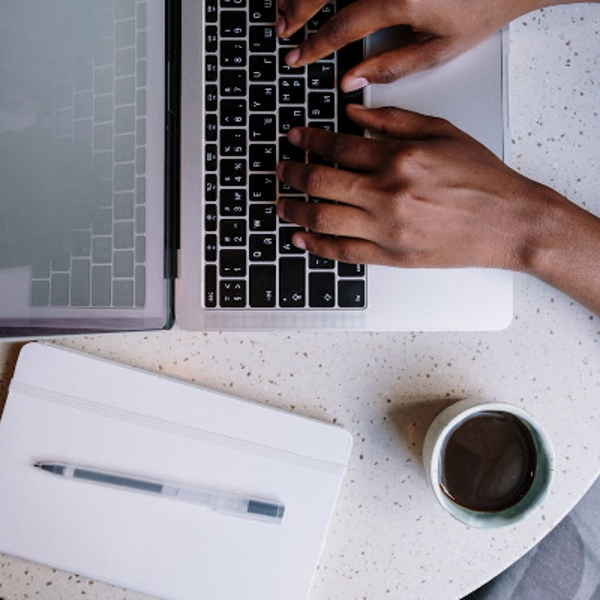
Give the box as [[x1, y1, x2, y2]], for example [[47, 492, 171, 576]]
[[164, 0, 181, 283]]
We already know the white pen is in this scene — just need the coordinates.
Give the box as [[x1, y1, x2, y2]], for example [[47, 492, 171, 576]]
[[34, 461, 285, 524]]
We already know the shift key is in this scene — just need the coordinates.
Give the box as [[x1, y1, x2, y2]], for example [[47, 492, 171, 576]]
[[279, 257, 305, 307], [250, 265, 276, 307]]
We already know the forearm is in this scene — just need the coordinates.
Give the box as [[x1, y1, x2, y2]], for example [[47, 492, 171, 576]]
[[520, 184, 600, 317]]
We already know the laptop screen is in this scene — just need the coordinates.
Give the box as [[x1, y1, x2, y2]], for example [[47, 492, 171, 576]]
[[0, 0, 169, 338]]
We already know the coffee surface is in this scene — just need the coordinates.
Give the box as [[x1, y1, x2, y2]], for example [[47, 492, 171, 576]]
[[440, 411, 537, 512]]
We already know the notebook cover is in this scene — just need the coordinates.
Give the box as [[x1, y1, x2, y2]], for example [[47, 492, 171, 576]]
[[0, 343, 352, 600]]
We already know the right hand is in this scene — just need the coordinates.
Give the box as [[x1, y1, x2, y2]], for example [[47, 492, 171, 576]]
[[277, 0, 541, 91]]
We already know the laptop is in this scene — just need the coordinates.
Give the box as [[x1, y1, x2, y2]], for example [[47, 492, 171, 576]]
[[0, 0, 512, 338]]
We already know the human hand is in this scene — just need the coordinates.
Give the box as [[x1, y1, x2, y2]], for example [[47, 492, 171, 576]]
[[277, 0, 543, 90], [276, 105, 559, 272]]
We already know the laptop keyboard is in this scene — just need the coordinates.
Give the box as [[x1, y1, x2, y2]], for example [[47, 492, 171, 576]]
[[203, 0, 367, 309], [29, 0, 148, 309]]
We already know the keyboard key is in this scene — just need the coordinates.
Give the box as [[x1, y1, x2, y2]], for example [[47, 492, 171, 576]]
[[221, 0, 246, 7], [114, 279, 134, 307], [249, 0, 277, 22], [249, 174, 276, 201], [279, 137, 305, 163], [205, 175, 218, 202], [250, 85, 276, 111], [249, 26, 276, 53], [249, 114, 276, 141], [220, 159, 247, 186], [205, 144, 218, 171], [220, 219, 247, 246], [205, 265, 217, 307], [278, 49, 305, 75], [338, 279, 366, 308], [220, 280, 246, 307], [309, 254, 334, 269], [91, 265, 111, 306], [221, 130, 247, 155], [206, 26, 218, 52], [219, 249, 247, 277], [114, 221, 134, 249], [220, 189, 247, 216], [205, 234, 218, 262], [279, 107, 305, 133], [205, 204, 218, 231], [250, 265, 276, 307], [279, 29, 305, 46], [220, 11, 246, 37], [249, 204, 276, 231], [114, 250, 134, 278], [135, 265, 146, 308], [206, 85, 218, 110], [309, 272, 335, 307], [71, 259, 91, 306], [220, 69, 246, 96], [93, 238, 110, 264], [307, 3, 335, 30], [205, 55, 218, 81], [220, 99, 246, 126], [250, 234, 276, 261], [50, 273, 70, 306], [206, 0, 218, 22], [206, 114, 218, 141], [279, 226, 305, 254], [249, 55, 276, 81], [279, 257, 306, 307], [279, 78, 305, 104], [338, 262, 365, 277], [308, 92, 335, 119], [220, 41, 246, 67], [250, 144, 276, 171], [308, 62, 335, 89]]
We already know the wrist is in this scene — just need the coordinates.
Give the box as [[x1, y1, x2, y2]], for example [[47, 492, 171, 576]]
[[515, 182, 600, 287]]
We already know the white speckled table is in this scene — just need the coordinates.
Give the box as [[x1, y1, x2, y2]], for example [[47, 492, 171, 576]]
[[1, 5, 599, 600]]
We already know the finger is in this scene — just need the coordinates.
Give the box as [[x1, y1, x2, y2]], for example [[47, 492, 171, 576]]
[[346, 104, 455, 139], [287, 126, 387, 172], [285, 1, 396, 68], [341, 38, 452, 91], [291, 232, 385, 265], [276, 161, 369, 206], [276, 0, 327, 38], [277, 197, 375, 239]]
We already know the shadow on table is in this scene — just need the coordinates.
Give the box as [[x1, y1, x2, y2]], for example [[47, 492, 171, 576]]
[[0, 342, 27, 419], [388, 396, 460, 465]]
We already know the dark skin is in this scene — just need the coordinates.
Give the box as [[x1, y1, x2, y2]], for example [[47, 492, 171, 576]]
[[275, 0, 600, 316]]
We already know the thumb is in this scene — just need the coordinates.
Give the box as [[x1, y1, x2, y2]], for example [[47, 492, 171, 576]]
[[341, 38, 451, 92]]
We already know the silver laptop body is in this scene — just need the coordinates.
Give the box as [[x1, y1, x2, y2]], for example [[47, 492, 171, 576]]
[[0, 0, 511, 338]]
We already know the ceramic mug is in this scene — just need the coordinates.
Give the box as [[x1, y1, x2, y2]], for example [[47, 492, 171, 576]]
[[422, 400, 554, 528]]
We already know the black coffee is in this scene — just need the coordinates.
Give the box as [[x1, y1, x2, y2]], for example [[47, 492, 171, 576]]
[[440, 411, 537, 512]]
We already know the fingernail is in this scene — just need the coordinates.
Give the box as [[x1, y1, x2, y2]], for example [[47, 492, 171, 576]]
[[343, 77, 369, 93], [276, 17, 286, 36], [287, 128, 302, 145], [292, 235, 306, 250], [286, 48, 300, 66], [276, 200, 286, 219]]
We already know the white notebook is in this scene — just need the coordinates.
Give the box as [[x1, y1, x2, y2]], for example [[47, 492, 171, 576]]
[[0, 343, 352, 600]]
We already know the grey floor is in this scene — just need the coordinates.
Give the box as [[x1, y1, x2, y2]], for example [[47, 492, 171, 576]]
[[465, 477, 600, 600]]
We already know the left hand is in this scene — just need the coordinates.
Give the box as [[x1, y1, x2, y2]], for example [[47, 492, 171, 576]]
[[276, 104, 556, 272]]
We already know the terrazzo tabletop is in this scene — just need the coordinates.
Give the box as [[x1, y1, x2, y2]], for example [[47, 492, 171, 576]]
[[1, 5, 600, 600]]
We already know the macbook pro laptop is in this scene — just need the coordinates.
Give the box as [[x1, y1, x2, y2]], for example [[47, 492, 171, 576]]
[[0, 0, 512, 338]]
